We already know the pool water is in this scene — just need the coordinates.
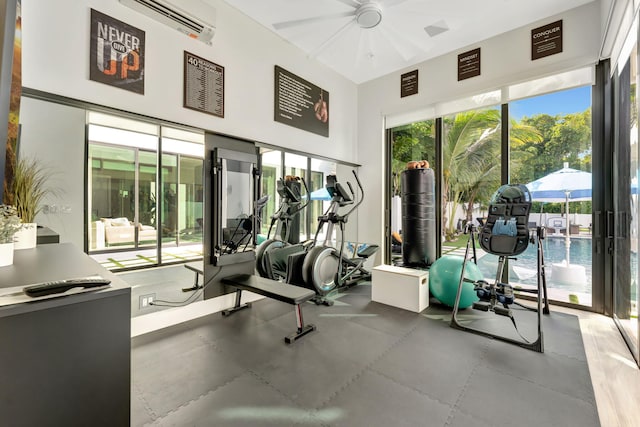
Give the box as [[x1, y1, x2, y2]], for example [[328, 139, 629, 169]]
[[476, 236, 593, 294]]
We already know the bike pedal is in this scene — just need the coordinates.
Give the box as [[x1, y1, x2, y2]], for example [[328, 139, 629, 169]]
[[472, 301, 490, 312]]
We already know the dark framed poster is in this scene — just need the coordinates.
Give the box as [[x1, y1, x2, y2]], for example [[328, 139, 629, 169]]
[[458, 48, 480, 81], [274, 66, 329, 137], [531, 20, 563, 60], [401, 70, 418, 97], [183, 51, 224, 118], [90, 9, 145, 94]]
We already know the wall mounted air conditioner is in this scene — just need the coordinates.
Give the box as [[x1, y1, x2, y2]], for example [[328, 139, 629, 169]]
[[119, 0, 216, 45]]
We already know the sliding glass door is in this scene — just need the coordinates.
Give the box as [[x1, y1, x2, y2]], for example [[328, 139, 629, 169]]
[[88, 143, 157, 254], [87, 112, 204, 270], [510, 87, 593, 308], [614, 43, 640, 365], [385, 83, 596, 310], [137, 150, 158, 247]]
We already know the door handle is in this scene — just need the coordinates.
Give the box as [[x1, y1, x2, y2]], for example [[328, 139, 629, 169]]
[[606, 211, 614, 239]]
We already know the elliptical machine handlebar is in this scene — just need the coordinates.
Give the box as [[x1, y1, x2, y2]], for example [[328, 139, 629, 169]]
[[266, 175, 310, 241], [287, 176, 310, 217], [342, 170, 364, 219]]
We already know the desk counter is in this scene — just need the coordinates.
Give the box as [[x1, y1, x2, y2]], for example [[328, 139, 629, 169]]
[[0, 243, 131, 426]]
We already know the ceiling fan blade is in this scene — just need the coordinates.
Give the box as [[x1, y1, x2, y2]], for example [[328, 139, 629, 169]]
[[378, 26, 417, 61], [309, 18, 356, 58], [354, 29, 375, 66], [334, 0, 361, 8], [273, 11, 355, 30], [384, 0, 411, 7]]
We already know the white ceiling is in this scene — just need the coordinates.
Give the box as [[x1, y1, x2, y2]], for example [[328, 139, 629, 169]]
[[222, 0, 597, 84]]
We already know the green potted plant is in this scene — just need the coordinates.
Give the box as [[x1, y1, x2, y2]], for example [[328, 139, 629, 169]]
[[0, 204, 22, 266], [12, 157, 56, 249]]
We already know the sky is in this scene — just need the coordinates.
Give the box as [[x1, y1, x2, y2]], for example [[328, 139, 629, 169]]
[[509, 85, 591, 120]]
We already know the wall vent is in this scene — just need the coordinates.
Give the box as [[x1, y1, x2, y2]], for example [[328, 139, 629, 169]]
[[119, 0, 216, 45]]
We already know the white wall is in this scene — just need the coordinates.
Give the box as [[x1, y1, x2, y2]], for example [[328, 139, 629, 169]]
[[18, 0, 358, 246], [357, 2, 602, 263], [18, 98, 86, 248], [601, 0, 639, 66], [17, 0, 606, 256], [20, 0, 358, 162]]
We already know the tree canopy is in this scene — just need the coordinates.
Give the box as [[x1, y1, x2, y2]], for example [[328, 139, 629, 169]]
[[391, 105, 592, 240]]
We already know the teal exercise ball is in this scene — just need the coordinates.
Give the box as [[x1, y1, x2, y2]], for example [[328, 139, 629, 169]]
[[429, 255, 482, 308]]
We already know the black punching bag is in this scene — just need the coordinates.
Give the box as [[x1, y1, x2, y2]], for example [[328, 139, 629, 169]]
[[401, 168, 436, 267]]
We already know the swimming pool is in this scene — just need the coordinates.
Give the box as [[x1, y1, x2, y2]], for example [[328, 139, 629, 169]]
[[476, 236, 593, 294]]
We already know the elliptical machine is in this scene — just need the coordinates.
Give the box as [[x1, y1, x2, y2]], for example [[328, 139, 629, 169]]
[[255, 175, 309, 279], [302, 171, 378, 300]]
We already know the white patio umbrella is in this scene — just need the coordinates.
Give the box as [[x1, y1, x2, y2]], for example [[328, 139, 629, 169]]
[[526, 162, 591, 285]]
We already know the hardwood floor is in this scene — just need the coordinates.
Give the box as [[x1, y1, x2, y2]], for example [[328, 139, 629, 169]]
[[556, 306, 640, 427]]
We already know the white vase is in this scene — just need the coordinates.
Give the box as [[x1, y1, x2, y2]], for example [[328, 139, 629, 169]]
[[0, 242, 14, 267], [14, 223, 37, 250]]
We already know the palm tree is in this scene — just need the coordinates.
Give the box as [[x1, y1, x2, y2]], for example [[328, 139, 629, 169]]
[[463, 119, 542, 221], [442, 109, 502, 239], [391, 121, 435, 195], [390, 111, 541, 241]]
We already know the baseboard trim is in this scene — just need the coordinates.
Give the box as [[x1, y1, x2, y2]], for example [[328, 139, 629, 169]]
[[131, 292, 265, 337]]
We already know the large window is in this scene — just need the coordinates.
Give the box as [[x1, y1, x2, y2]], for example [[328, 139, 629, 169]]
[[510, 87, 593, 308], [442, 107, 502, 242], [87, 112, 204, 270], [387, 82, 594, 308], [259, 149, 282, 238], [389, 119, 436, 264], [257, 149, 362, 247], [285, 153, 309, 242], [310, 158, 337, 243]]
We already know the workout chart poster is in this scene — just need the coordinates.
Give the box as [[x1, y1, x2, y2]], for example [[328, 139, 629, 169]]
[[274, 66, 329, 137], [89, 9, 145, 94], [184, 51, 224, 118]]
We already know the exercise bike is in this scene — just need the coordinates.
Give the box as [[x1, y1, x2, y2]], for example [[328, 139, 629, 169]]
[[302, 171, 378, 299], [255, 175, 309, 279]]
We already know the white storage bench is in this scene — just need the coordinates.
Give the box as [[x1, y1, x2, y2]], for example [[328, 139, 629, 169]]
[[371, 264, 429, 313]]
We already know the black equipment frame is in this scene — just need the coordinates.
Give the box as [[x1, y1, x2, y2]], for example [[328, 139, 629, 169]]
[[450, 223, 550, 352]]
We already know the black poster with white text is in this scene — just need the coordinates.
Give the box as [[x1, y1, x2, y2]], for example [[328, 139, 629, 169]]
[[274, 66, 329, 137], [531, 20, 563, 61], [458, 48, 481, 81], [90, 9, 145, 94]]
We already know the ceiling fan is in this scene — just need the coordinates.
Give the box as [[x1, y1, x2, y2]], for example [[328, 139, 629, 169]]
[[272, 0, 415, 57]]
